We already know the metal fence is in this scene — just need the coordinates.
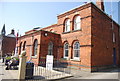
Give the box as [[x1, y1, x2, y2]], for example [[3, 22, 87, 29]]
[[26, 60, 71, 80]]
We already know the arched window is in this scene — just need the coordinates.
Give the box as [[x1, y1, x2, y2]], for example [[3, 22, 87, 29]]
[[48, 42, 53, 55], [73, 41, 80, 60], [33, 39, 38, 56], [19, 42, 22, 54], [74, 16, 81, 30], [23, 41, 26, 50], [64, 43, 69, 58], [65, 19, 70, 32]]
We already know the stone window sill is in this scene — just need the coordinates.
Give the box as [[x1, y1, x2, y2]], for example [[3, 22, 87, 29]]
[[70, 59, 80, 62], [31, 55, 37, 59], [72, 29, 82, 32], [61, 58, 69, 60], [62, 29, 82, 34], [62, 31, 71, 34]]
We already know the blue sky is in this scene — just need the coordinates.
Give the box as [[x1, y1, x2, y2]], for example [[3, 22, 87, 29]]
[[0, 1, 119, 36]]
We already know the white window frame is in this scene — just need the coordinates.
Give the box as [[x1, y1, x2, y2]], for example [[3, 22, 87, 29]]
[[65, 19, 70, 32], [33, 40, 38, 56], [73, 41, 80, 60], [64, 43, 69, 58], [74, 16, 81, 30], [48, 42, 53, 55]]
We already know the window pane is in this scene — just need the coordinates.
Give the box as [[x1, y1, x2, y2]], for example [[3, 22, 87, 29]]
[[76, 22, 80, 30], [67, 19, 70, 25], [65, 44, 68, 49], [76, 42, 79, 49], [48, 42, 53, 55], [74, 50, 79, 57], [76, 16, 80, 22], [34, 40, 38, 56], [76, 50, 79, 57], [74, 42, 80, 49], [74, 16, 80, 30], [65, 50, 68, 57], [73, 42, 80, 59], [64, 43, 69, 58], [65, 19, 70, 32]]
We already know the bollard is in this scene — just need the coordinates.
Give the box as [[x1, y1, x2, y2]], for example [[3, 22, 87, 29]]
[[18, 51, 27, 80]]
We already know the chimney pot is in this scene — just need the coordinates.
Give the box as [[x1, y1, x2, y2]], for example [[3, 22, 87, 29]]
[[11, 29, 15, 35]]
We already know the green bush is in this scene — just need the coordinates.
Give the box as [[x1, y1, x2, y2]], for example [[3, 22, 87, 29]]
[[13, 57, 19, 61], [5, 57, 11, 60]]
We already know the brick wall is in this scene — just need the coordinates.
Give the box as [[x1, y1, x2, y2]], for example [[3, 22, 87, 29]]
[[17, 30, 60, 65], [42, 3, 93, 70], [91, 3, 119, 71], [17, 30, 42, 64], [2, 36, 16, 56]]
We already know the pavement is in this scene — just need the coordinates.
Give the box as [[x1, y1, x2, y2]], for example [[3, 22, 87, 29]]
[[0, 59, 120, 81], [62, 67, 120, 81], [49, 68, 120, 81], [68, 68, 119, 79], [0, 59, 72, 81], [0, 59, 19, 81]]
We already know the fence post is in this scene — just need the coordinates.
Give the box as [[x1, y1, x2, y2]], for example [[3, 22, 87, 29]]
[[18, 51, 27, 80]]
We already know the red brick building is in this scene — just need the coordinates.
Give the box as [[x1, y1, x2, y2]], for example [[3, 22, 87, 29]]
[[17, 1, 120, 72], [0, 25, 16, 57]]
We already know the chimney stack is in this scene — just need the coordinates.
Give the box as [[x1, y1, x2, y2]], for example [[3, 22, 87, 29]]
[[11, 29, 15, 35], [96, 0, 104, 11]]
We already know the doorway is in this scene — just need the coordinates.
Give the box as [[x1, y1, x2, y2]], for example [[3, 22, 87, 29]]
[[113, 48, 117, 66]]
